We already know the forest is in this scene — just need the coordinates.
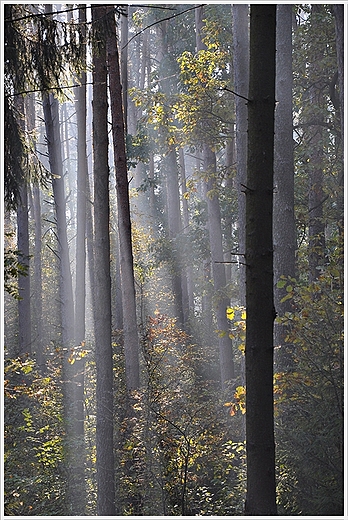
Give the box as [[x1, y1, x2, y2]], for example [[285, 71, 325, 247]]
[[2, 3, 344, 517]]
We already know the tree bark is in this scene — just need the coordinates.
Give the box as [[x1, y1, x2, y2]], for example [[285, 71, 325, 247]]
[[244, 5, 277, 516], [107, 7, 140, 392], [92, 5, 116, 515]]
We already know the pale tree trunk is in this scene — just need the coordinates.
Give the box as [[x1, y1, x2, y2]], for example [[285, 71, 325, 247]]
[[92, 5, 116, 516], [42, 90, 77, 512], [273, 4, 296, 363], [165, 148, 186, 327], [155, 19, 187, 327], [331, 4, 344, 258], [332, 5, 344, 144], [232, 4, 249, 306], [178, 148, 194, 316], [71, 5, 88, 513], [15, 95, 31, 356], [308, 5, 326, 282], [107, 7, 140, 392], [31, 185, 44, 367], [244, 5, 277, 515], [203, 145, 234, 388], [224, 127, 235, 287], [196, 5, 234, 388], [26, 94, 43, 366]]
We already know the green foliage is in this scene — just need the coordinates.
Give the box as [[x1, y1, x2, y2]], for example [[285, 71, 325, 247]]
[[113, 313, 245, 515], [4, 233, 30, 299], [274, 262, 343, 515], [4, 355, 67, 515]]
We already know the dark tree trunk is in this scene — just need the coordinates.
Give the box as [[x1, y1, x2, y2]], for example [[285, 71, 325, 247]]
[[15, 95, 31, 356], [106, 7, 140, 392], [244, 5, 277, 516], [273, 4, 296, 365], [17, 182, 31, 356], [92, 5, 116, 515]]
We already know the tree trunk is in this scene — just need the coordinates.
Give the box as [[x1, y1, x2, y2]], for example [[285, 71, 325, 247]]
[[120, 5, 128, 134], [244, 5, 277, 515], [42, 90, 77, 512], [107, 7, 140, 392], [72, 5, 88, 513], [15, 95, 31, 357], [273, 4, 296, 364], [332, 4, 344, 143], [232, 4, 249, 306], [92, 5, 116, 515], [165, 147, 186, 327], [203, 145, 234, 388], [17, 183, 31, 356], [308, 5, 326, 282], [195, 5, 234, 388]]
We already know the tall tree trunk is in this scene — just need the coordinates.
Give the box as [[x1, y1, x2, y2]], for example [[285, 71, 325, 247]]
[[232, 4, 249, 306], [308, 5, 326, 281], [203, 145, 234, 388], [165, 147, 186, 327], [71, 5, 88, 513], [31, 184, 43, 367], [92, 5, 116, 515], [120, 5, 128, 134], [15, 95, 31, 356], [107, 7, 140, 392], [42, 90, 77, 512], [196, 5, 234, 388], [273, 4, 296, 364], [17, 183, 31, 356], [244, 5, 277, 515], [332, 5, 344, 144], [178, 147, 194, 316]]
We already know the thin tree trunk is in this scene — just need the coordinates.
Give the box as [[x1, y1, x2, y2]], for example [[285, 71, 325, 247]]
[[165, 148, 185, 327], [72, 5, 88, 513], [244, 5, 277, 515], [203, 145, 234, 388], [308, 5, 326, 281], [195, 5, 234, 388], [179, 147, 194, 316], [120, 5, 128, 134], [107, 7, 140, 392], [42, 90, 76, 512], [17, 182, 31, 356], [273, 4, 296, 363], [92, 5, 116, 515], [15, 94, 31, 357], [232, 4, 249, 306]]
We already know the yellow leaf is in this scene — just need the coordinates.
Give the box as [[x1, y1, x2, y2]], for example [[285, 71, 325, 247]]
[[241, 310, 246, 320], [226, 307, 235, 320]]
